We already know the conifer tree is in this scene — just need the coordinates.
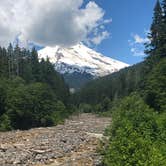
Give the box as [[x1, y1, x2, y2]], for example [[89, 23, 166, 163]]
[[14, 44, 21, 76], [161, 0, 166, 56], [7, 43, 13, 78], [31, 47, 40, 81], [145, 0, 163, 55], [144, 0, 163, 74], [163, 0, 166, 17], [0, 47, 8, 77]]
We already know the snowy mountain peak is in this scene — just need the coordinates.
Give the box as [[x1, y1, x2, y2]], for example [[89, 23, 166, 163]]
[[38, 43, 129, 77]]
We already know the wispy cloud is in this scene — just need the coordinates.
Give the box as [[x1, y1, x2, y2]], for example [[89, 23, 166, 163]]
[[128, 33, 150, 57], [133, 34, 149, 44], [103, 19, 112, 24], [89, 31, 110, 45], [130, 47, 145, 57]]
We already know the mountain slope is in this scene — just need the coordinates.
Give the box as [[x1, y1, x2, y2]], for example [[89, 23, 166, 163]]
[[38, 43, 129, 89], [71, 62, 145, 105]]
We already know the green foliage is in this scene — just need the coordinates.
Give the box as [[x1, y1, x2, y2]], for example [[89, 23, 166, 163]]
[[51, 101, 68, 124], [6, 82, 56, 129], [0, 80, 7, 116], [72, 62, 145, 105], [63, 72, 94, 90], [0, 44, 71, 131], [0, 45, 69, 103], [0, 114, 12, 131], [144, 58, 166, 111], [102, 94, 166, 166], [79, 103, 93, 113], [0, 77, 71, 131], [0, 47, 8, 78], [145, 0, 163, 55], [37, 59, 69, 103]]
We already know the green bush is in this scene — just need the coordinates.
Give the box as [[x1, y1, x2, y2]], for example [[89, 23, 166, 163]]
[[0, 114, 12, 131], [102, 94, 166, 166], [79, 103, 93, 113]]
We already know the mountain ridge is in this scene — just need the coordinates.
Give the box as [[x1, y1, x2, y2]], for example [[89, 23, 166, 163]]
[[38, 43, 129, 78]]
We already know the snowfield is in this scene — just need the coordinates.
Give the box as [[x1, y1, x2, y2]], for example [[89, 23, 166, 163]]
[[38, 43, 129, 77]]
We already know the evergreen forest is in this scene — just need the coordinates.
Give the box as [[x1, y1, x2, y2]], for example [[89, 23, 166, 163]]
[[0, 45, 72, 130]]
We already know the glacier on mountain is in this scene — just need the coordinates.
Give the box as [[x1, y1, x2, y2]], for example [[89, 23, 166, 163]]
[[38, 43, 129, 77]]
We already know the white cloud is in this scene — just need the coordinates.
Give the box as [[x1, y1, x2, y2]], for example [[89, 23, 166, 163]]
[[0, 0, 111, 47], [103, 19, 112, 24], [129, 33, 150, 57], [133, 34, 149, 44], [91, 31, 110, 45], [130, 47, 145, 57]]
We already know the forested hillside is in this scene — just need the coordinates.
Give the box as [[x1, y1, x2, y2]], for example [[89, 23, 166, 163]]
[[73, 0, 166, 165], [0, 45, 71, 130], [72, 62, 144, 105]]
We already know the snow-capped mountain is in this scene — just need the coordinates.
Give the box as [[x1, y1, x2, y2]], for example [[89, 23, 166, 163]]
[[38, 43, 129, 77]]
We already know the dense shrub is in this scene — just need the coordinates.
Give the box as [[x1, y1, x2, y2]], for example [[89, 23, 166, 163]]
[[0, 44, 70, 131], [0, 78, 69, 130], [102, 94, 166, 166]]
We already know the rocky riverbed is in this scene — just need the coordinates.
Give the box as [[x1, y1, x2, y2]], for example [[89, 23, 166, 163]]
[[0, 113, 111, 166]]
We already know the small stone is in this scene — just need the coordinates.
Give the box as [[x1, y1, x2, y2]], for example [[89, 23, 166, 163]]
[[35, 154, 43, 160]]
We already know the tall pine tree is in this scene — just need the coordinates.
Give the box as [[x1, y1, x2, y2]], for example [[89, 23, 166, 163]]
[[145, 0, 163, 55], [163, 0, 166, 19], [144, 0, 163, 73], [14, 44, 21, 76], [161, 0, 166, 56], [31, 47, 40, 81], [7, 43, 14, 78]]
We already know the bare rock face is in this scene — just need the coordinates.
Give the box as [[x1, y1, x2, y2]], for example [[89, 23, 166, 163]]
[[0, 113, 111, 166]]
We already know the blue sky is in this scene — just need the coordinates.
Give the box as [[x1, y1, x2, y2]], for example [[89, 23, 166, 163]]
[[90, 0, 156, 65]]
